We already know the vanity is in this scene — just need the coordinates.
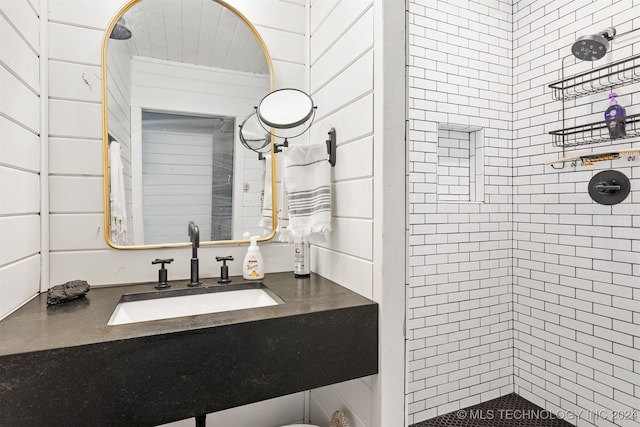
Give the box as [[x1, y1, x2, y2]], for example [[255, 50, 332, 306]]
[[0, 273, 378, 426]]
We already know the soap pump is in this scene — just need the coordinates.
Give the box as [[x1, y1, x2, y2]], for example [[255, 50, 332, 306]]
[[604, 92, 627, 138], [243, 236, 264, 280]]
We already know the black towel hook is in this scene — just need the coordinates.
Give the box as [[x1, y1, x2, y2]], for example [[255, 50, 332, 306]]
[[326, 128, 336, 167]]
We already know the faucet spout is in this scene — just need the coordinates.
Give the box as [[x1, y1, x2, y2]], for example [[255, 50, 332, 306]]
[[188, 221, 201, 286], [188, 221, 199, 258]]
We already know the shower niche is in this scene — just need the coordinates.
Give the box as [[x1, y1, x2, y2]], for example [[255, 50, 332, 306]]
[[436, 124, 485, 203], [547, 28, 640, 161]]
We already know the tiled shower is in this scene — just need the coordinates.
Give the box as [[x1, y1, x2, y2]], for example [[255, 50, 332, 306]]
[[407, 0, 639, 426]]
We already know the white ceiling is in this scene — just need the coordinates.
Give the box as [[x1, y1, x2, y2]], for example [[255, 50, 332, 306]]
[[118, 0, 269, 75]]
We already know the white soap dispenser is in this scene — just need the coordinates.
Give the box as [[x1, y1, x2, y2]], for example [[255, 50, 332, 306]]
[[243, 236, 264, 280]]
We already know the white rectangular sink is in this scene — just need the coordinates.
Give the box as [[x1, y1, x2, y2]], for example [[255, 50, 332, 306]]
[[108, 287, 279, 326]]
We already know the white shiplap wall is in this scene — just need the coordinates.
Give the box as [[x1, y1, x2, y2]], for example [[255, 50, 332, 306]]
[[407, 0, 514, 423], [513, 1, 640, 425], [46, 0, 305, 287], [2, 0, 407, 425], [0, 0, 41, 319], [308, 0, 406, 426], [14, 0, 307, 425], [307, 1, 376, 424]]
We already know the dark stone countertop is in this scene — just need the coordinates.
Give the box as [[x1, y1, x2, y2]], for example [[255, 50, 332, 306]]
[[0, 272, 378, 426]]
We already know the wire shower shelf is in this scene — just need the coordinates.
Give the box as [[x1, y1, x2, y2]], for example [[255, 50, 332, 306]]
[[549, 113, 640, 147], [549, 54, 640, 101]]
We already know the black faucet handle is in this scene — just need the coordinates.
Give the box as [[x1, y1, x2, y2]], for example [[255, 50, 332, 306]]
[[216, 256, 234, 284], [152, 258, 174, 267], [151, 258, 174, 289]]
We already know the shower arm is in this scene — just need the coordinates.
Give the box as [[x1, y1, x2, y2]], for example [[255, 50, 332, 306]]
[[606, 28, 640, 61], [611, 27, 640, 40]]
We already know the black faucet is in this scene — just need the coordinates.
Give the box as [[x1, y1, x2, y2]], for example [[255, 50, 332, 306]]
[[188, 221, 201, 286]]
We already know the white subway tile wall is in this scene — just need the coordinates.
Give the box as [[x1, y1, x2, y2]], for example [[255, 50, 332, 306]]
[[407, 0, 514, 422], [0, 1, 41, 319], [437, 129, 472, 202], [512, 1, 640, 426], [409, 0, 640, 425]]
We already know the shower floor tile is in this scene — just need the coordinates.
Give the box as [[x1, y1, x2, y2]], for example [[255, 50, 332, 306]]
[[410, 393, 574, 427]]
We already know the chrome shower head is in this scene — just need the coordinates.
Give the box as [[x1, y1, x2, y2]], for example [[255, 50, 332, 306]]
[[110, 18, 131, 40], [571, 27, 616, 61]]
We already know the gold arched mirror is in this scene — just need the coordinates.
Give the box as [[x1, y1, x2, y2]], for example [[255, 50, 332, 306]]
[[101, 0, 276, 249]]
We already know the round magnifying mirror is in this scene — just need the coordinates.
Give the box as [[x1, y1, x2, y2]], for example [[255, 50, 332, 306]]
[[239, 112, 270, 152], [257, 88, 314, 129]]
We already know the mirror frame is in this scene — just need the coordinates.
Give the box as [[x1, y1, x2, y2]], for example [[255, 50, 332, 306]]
[[101, 0, 277, 249]]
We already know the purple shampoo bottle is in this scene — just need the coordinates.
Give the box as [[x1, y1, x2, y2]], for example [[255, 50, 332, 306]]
[[604, 93, 626, 139]]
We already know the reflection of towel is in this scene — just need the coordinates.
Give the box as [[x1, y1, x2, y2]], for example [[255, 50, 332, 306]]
[[282, 144, 331, 242], [259, 154, 273, 229], [259, 154, 289, 235], [109, 140, 127, 244], [275, 164, 289, 239]]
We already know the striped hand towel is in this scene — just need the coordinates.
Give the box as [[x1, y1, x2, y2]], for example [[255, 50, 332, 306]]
[[283, 143, 332, 242]]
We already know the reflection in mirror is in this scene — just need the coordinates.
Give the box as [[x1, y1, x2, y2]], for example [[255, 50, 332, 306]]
[[103, 0, 274, 248], [140, 112, 235, 244], [239, 112, 270, 155]]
